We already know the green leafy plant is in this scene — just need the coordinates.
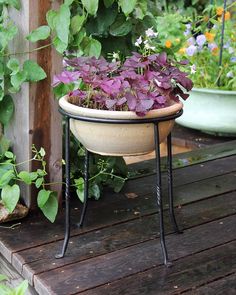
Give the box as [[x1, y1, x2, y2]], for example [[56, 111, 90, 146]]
[[0, 146, 58, 222], [0, 274, 28, 295]]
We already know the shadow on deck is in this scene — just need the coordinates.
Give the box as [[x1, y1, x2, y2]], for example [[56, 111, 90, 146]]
[[0, 140, 236, 294]]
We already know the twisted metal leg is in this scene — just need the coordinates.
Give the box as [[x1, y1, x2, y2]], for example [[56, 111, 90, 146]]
[[167, 133, 183, 234], [55, 117, 71, 259], [154, 124, 172, 267], [78, 149, 90, 227]]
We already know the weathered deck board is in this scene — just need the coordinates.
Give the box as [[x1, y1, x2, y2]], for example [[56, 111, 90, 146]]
[[34, 215, 236, 294], [0, 144, 236, 295], [80, 241, 236, 295], [12, 191, 236, 285]]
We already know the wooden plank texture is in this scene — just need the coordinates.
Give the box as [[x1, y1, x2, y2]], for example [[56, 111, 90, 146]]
[[12, 191, 236, 284], [33, 215, 236, 294], [80, 241, 236, 295]]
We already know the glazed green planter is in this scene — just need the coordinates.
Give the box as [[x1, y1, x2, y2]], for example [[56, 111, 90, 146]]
[[176, 88, 236, 137]]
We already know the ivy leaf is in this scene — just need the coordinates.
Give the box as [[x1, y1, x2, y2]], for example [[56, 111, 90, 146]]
[[0, 95, 14, 125], [7, 58, 20, 75], [4, 151, 14, 159], [75, 177, 84, 203], [29, 172, 38, 181], [26, 25, 50, 42], [82, 37, 101, 58], [39, 147, 46, 157], [71, 14, 86, 35], [109, 15, 132, 36], [104, 0, 114, 8], [35, 177, 44, 188], [46, 10, 57, 30], [18, 171, 32, 185], [0, 169, 14, 188], [23, 60, 46, 82], [37, 189, 51, 208], [10, 71, 26, 91], [55, 4, 71, 46], [1, 184, 20, 213], [53, 36, 67, 54], [64, 0, 74, 5], [119, 0, 137, 15], [39, 192, 58, 222], [89, 183, 100, 200], [0, 274, 8, 282], [81, 0, 99, 15]]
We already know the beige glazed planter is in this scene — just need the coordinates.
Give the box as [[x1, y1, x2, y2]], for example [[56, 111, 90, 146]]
[[59, 95, 183, 156]]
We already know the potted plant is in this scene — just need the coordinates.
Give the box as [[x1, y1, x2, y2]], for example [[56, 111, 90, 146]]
[[53, 45, 193, 156], [175, 3, 236, 136]]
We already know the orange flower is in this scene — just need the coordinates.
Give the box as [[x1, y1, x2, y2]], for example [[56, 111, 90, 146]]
[[165, 40, 172, 48], [178, 48, 186, 54], [225, 11, 231, 20], [212, 47, 219, 56], [205, 32, 215, 42], [216, 7, 223, 16]]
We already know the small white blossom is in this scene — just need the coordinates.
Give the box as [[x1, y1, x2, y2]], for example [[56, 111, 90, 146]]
[[144, 42, 155, 50], [112, 52, 119, 62], [228, 47, 234, 54], [226, 71, 233, 78], [145, 27, 158, 38], [190, 64, 196, 74], [135, 36, 142, 47]]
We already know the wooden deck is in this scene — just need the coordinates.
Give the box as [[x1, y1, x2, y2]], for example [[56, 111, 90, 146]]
[[1, 141, 236, 294]]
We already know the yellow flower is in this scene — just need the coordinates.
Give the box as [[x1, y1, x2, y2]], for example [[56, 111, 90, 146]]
[[216, 7, 223, 16], [178, 48, 186, 54], [175, 38, 180, 43], [165, 40, 172, 48], [205, 32, 215, 42]]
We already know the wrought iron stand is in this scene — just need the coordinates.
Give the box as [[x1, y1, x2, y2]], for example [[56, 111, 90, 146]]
[[56, 107, 183, 266]]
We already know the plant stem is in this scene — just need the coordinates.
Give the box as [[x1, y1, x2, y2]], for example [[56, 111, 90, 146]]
[[0, 43, 53, 57]]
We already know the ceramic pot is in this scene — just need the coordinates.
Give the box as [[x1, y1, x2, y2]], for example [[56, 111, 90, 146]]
[[176, 88, 236, 137], [59, 95, 183, 156]]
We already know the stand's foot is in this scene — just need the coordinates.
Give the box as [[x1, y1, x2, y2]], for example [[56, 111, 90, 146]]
[[165, 260, 173, 268], [55, 253, 65, 259]]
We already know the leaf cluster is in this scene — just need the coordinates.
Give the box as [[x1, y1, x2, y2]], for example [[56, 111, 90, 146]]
[[0, 274, 28, 295]]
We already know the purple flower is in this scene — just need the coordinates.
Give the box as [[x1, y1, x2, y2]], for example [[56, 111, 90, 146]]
[[186, 45, 197, 56], [187, 37, 195, 46], [208, 43, 217, 51], [196, 35, 206, 47], [230, 57, 236, 63]]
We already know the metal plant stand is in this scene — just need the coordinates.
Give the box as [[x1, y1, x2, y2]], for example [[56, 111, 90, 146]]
[[56, 107, 183, 266]]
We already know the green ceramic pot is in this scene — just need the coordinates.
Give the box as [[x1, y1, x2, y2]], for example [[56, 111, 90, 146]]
[[176, 88, 236, 137]]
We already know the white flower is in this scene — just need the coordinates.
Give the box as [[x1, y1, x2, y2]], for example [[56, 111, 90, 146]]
[[135, 36, 142, 47], [144, 42, 155, 50], [226, 71, 233, 78], [145, 27, 158, 38], [112, 52, 119, 62], [190, 64, 196, 74], [228, 47, 234, 54]]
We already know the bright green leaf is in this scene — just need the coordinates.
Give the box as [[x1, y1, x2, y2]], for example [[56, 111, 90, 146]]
[[37, 189, 51, 208], [35, 177, 44, 188], [39, 147, 46, 157], [46, 10, 57, 30], [1, 184, 20, 213], [64, 0, 74, 5], [29, 172, 38, 181], [40, 192, 58, 222], [7, 58, 20, 75], [75, 177, 84, 203], [8, 0, 21, 10], [18, 171, 32, 184], [81, 0, 99, 15], [83, 37, 101, 58], [26, 25, 50, 42], [109, 15, 132, 36], [14, 280, 28, 295], [23, 60, 46, 82], [10, 71, 26, 90], [4, 151, 14, 159], [0, 95, 14, 125], [71, 14, 86, 35], [89, 183, 100, 200], [55, 4, 71, 46], [119, 0, 137, 15], [0, 169, 14, 188], [53, 36, 67, 54]]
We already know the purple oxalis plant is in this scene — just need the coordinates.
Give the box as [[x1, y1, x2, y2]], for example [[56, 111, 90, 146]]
[[53, 52, 193, 116]]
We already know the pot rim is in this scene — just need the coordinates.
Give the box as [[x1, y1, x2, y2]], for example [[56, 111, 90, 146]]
[[192, 87, 236, 95], [59, 95, 183, 120]]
